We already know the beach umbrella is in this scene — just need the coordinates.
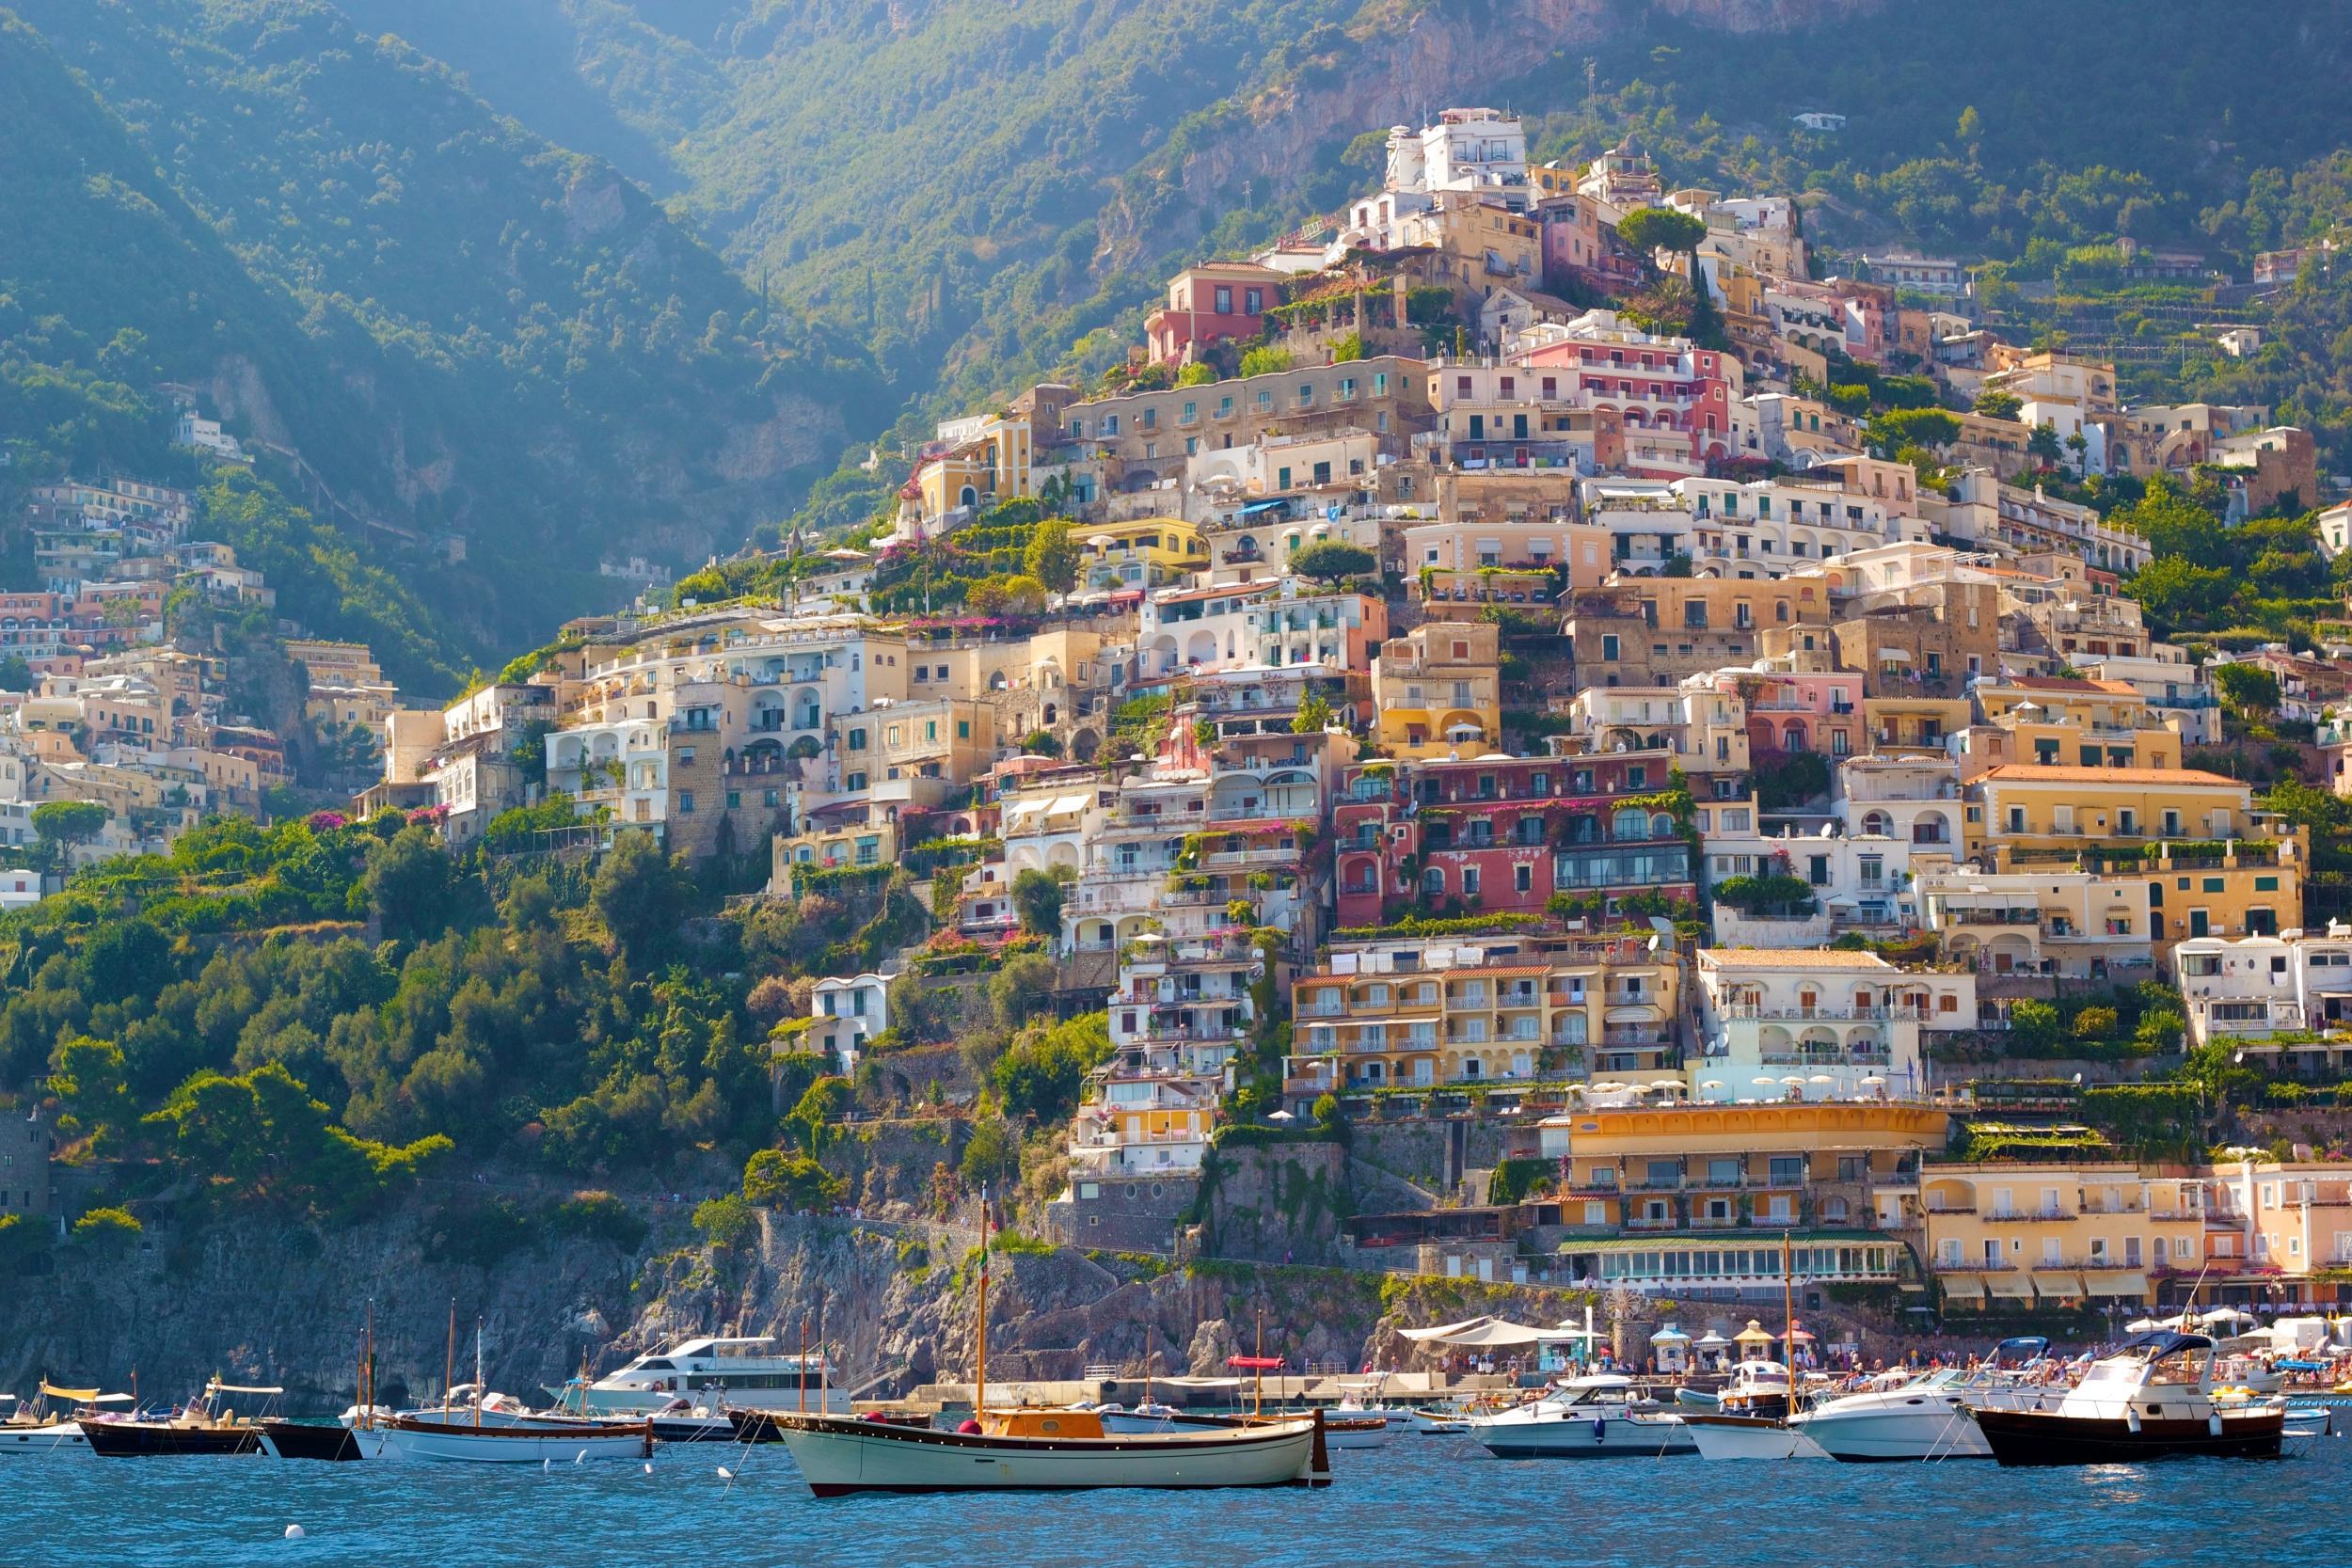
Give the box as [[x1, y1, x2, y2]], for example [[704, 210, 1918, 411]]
[[1751, 1076, 1780, 1088], [1699, 1080, 1725, 1090], [1265, 1109, 1295, 1122]]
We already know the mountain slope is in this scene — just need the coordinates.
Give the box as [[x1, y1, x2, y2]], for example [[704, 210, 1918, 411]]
[[4, 0, 894, 671]]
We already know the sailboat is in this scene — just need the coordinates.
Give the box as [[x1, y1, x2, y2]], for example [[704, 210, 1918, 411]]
[[767, 1187, 1334, 1495], [366, 1315, 650, 1465]]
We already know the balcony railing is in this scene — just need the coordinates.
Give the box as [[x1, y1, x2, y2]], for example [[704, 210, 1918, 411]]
[[1723, 1006, 1920, 1022]]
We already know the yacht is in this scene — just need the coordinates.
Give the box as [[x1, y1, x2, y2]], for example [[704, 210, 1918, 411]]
[[1795, 1338, 2056, 1462], [1467, 1374, 1696, 1458], [0, 1384, 128, 1457], [1679, 1361, 1829, 1460], [575, 1337, 847, 1415], [1972, 1330, 2285, 1465]]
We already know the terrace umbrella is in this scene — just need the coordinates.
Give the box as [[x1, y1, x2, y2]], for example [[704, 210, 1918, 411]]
[[1265, 1110, 1295, 1122], [1699, 1080, 1726, 1091]]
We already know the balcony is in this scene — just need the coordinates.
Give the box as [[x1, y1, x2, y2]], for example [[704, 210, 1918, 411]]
[[1724, 1006, 1920, 1022]]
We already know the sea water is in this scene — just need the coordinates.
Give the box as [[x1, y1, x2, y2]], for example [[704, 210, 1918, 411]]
[[4, 1429, 2344, 1567]]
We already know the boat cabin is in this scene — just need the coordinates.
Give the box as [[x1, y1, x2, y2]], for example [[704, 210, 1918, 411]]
[[983, 1408, 1109, 1440]]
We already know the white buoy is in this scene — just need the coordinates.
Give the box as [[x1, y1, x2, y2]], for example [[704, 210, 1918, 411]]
[[716, 1465, 735, 1481], [642, 1462, 653, 1475], [284, 1525, 306, 1541]]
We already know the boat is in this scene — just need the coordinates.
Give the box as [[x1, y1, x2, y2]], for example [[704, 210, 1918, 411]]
[[0, 1383, 131, 1457], [1096, 1406, 1387, 1449], [1408, 1406, 1471, 1435], [769, 1185, 1332, 1495], [572, 1336, 847, 1416], [364, 1413, 654, 1464], [1680, 1409, 1830, 1461], [1466, 1374, 1696, 1458], [259, 1419, 364, 1462], [80, 1378, 279, 1457], [1793, 1340, 2057, 1463], [1971, 1331, 2286, 1465]]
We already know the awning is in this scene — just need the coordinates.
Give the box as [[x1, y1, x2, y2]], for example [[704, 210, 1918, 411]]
[[1938, 1275, 1987, 1301], [2086, 1272, 2149, 1298], [1398, 1315, 1549, 1348], [2031, 1271, 2084, 1299], [1986, 1275, 2034, 1300], [37, 1382, 100, 1402]]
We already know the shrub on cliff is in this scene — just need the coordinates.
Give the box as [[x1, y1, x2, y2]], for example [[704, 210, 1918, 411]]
[[71, 1206, 142, 1244], [743, 1148, 846, 1212], [692, 1192, 759, 1253]]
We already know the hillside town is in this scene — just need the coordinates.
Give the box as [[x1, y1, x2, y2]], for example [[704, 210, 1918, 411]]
[[11, 108, 2352, 1343]]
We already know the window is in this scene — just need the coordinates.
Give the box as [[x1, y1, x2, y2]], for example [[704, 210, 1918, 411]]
[[1769, 1156, 1804, 1186], [677, 792, 695, 814]]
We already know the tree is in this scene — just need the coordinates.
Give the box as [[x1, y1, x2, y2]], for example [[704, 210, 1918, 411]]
[[1292, 692, 1335, 734], [1289, 540, 1375, 583], [1020, 730, 1062, 757], [1867, 407, 1960, 456], [1009, 868, 1065, 937], [2007, 999, 2062, 1053], [48, 1035, 131, 1146], [993, 1012, 1111, 1123], [989, 952, 1061, 1029], [743, 1148, 846, 1211], [0, 655, 33, 692], [1022, 519, 1080, 595], [1956, 104, 1984, 146], [2071, 1006, 2119, 1041], [1238, 346, 1293, 378], [2127, 556, 2233, 626], [786, 1075, 853, 1155], [692, 1192, 759, 1252], [1615, 207, 1707, 258], [2214, 662, 2282, 718], [2026, 421, 2064, 466], [2135, 1010, 2185, 1053], [592, 830, 691, 966], [1174, 361, 1216, 388], [31, 800, 107, 868], [365, 824, 461, 945], [1972, 388, 2022, 420], [1311, 1092, 1342, 1130]]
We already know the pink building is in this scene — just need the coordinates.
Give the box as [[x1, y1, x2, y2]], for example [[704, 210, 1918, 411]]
[[1511, 316, 1742, 468], [1144, 263, 1290, 367], [1733, 671, 1866, 759]]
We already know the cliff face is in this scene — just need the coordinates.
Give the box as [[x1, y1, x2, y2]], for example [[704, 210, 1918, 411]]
[[1096, 0, 1878, 277]]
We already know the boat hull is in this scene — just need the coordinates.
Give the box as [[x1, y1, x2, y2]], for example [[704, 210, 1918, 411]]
[[260, 1420, 364, 1462], [365, 1418, 652, 1464], [1681, 1413, 1829, 1461], [0, 1422, 90, 1456], [769, 1412, 1329, 1495], [1796, 1402, 1994, 1462], [1974, 1406, 2283, 1465], [1103, 1410, 1385, 1449], [1471, 1411, 1696, 1458], [82, 1421, 263, 1458]]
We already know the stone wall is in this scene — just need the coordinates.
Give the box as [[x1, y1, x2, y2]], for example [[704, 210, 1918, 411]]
[[1044, 1171, 1200, 1252]]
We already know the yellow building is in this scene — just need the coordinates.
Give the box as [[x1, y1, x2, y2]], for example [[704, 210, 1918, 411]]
[[1286, 935, 1680, 1097], [1917, 1158, 2204, 1309], [914, 411, 1034, 521], [1081, 517, 1208, 591], [1548, 1099, 1946, 1234], [769, 818, 901, 898], [876, 697, 997, 786], [1967, 765, 2306, 950], [1370, 620, 1502, 758], [1961, 675, 2182, 777]]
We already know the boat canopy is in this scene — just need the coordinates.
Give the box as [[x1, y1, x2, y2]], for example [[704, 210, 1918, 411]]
[[1225, 1355, 1285, 1370], [209, 1382, 286, 1396], [2116, 1330, 2214, 1360], [38, 1382, 100, 1401]]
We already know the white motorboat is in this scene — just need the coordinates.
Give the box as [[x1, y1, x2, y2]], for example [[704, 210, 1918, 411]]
[[770, 1407, 1330, 1495], [1468, 1375, 1696, 1458], [1408, 1406, 1471, 1435], [1973, 1330, 2286, 1465], [574, 1337, 847, 1416], [1790, 1369, 1994, 1461], [1680, 1410, 1830, 1461], [364, 1414, 653, 1464], [1793, 1338, 2057, 1462]]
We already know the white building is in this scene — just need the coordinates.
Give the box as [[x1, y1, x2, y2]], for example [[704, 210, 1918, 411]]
[[2173, 931, 2352, 1071], [1690, 948, 1972, 1102], [810, 971, 893, 1075], [173, 408, 246, 462]]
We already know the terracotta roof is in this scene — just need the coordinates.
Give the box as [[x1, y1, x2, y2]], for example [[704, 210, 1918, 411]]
[[1698, 948, 1895, 971], [1975, 765, 2243, 787]]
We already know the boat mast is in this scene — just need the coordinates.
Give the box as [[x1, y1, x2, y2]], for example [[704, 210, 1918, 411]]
[[473, 1318, 485, 1432], [798, 1317, 808, 1415], [976, 1183, 990, 1422], [443, 1299, 455, 1418], [1782, 1229, 1797, 1385], [363, 1301, 375, 1431], [1254, 1306, 1265, 1419]]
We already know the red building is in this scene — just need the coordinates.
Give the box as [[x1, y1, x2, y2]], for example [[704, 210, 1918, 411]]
[[1144, 262, 1291, 367], [1331, 751, 1696, 927]]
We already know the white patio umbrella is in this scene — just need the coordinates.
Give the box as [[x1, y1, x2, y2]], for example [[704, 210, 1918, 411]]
[[1699, 1080, 1726, 1091], [1265, 1109, 1295, 1122]]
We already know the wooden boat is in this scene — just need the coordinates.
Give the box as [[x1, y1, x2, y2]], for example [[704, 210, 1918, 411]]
[[1679, 1410, 1829, 1461], [81, 1379, 278, 1457], [260, 1419, 364, 1462], [1973, 1331, 2285, 1465], [1098, 1406, 1388, 1449], [769, 1406, 1329, 1496], [771, 1185, 1331, 1496], [363, 1413, 653, 1464]]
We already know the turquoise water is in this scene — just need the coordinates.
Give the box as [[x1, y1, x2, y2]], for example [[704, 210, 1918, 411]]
[[8, 1432, 2346, 1566]]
